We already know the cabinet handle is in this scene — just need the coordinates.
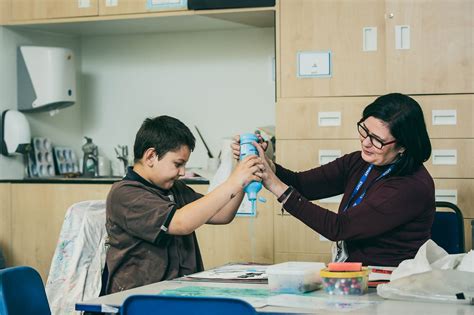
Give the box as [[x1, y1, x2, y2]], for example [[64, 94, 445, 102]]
[[395, 25, 411, 50], [435, 189, 458, 205], [318, 112, 341, 127], [432, 110, 457, 125], [363, 27, 377, 52], [319, 150, 341, 165], [432, 149, 457, 165]]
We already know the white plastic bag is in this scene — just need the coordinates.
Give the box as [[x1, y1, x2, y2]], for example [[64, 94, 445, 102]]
[[377, 240, 474, 304]]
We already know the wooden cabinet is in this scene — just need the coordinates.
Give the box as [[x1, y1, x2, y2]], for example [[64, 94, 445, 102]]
[[279, 0, 473, 97], [385, 0, 474, 94], [99, 0, 147, 15], [10, 0, 99, 21], [2, 183, 273, 282], [196, 189, 275, 269], [10, 184, 110, 282]]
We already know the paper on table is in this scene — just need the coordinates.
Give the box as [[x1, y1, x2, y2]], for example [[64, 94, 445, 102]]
[[187, 264, 268, 280]]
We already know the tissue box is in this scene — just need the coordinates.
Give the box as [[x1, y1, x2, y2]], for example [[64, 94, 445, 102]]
[[320, 267, 369, 295], [267, 261, 326, 293]]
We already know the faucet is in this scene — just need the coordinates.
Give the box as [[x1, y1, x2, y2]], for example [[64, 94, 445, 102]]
[[114, 145, 129, 175]]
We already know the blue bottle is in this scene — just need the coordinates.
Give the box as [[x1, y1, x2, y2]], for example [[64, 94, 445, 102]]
[[239, 133, 263, 213]]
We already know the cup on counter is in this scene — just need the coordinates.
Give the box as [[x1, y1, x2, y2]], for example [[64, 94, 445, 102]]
[[111, 159, 125, 177], [98, 156, 111, 177]]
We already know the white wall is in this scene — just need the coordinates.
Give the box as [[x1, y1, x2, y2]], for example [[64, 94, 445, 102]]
[[0, 26, 275, 178], [0, 27, 82, 179], [81, 27, 275, 169]]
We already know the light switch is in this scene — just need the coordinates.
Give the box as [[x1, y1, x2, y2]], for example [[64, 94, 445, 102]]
[[363, 27, 377, 51], [395, 25, 410, 50], [297, 51, 331, 78]]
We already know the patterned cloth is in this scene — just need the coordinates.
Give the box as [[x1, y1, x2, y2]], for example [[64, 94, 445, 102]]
[[46, 200, 107, 315]]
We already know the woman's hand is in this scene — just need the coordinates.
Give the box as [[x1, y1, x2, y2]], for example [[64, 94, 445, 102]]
[[228, 155, 264, 190], [252, 141, 287, 198], [231, 134, 275, 172]]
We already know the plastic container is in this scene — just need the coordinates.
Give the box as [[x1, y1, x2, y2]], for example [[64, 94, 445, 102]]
[[267, 261, 326, 293], [320, 267, 369, 295], [239, 133, 263, 213]]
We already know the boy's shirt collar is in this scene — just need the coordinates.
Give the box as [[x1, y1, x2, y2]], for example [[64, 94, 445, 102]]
[[124, 166, 170, 195]]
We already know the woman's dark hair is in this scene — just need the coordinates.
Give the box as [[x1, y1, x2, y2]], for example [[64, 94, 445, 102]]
[[133, 115, 195, 162], [361, 93, 431, 176]]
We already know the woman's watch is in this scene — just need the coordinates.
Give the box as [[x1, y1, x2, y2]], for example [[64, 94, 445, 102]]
[[277, 186, 294, 203]]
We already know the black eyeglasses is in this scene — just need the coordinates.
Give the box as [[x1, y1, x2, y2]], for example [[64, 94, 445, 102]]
[[357, 122, 396, 150]]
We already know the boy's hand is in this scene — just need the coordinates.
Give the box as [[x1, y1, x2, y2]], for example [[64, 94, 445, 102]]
[[229, 155, 264, 189]]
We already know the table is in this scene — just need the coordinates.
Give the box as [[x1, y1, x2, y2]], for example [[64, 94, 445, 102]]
[[76, 278, 474, 314]]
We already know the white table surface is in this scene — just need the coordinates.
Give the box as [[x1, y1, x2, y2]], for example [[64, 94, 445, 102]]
[[76, 278, 474, 315]]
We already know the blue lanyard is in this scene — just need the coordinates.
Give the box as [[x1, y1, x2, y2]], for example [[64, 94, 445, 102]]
[[343, 164, 395, 212]]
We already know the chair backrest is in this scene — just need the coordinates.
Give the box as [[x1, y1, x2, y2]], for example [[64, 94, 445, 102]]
[[121, 295, 256, 315], [46, 200, 107, 314], [0, 266, 51, 315], [431, 201, 465, 254]]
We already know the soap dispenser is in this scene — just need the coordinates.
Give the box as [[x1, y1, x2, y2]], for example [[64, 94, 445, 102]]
[[82, 137, 98, 177]]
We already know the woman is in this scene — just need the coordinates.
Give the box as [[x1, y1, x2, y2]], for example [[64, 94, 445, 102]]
[[233, 93, 434, 266]]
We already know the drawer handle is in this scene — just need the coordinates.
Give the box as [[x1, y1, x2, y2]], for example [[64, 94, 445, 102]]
[[432, 110, 457, 125], [435, 189, 458, 205], [432, 150, 457, 165], [318, 112, 341, 127], [319, 150, 341, 165]]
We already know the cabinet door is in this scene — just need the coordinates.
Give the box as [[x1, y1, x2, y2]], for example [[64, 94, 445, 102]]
[[99, 0, 147, 15], [10, 184, 110, 282], [195, 188, 275, 269], [11, 0, 98, 21], [279, 0, 386, 97], [385, 0, 474, 94]]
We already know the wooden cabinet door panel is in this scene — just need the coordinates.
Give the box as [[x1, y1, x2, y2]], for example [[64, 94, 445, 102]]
[[280, 0, 386, 97], [385, 0, 474, 94]]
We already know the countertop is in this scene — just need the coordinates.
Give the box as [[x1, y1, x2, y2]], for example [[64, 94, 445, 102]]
[[0, 177, 209, 185]]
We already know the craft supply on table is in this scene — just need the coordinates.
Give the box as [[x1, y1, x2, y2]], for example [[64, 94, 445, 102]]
[[266, 261, 326, 294]]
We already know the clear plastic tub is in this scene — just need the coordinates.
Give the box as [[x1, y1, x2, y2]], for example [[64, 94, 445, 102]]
[[267, 261, 326, 293], [320, 267, 369, 295]]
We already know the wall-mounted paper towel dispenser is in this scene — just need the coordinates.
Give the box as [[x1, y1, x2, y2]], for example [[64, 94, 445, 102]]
[[17, 46, 76, 112]]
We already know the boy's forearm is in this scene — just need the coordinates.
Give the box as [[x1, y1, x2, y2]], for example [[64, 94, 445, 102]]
[[168, 181, 242, 235], [206, 191, 245, 224]]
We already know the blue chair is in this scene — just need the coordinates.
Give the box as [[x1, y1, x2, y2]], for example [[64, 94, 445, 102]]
[[431, 201, 465, 254], [121, 295, 256, 315], [0, 266, 51, 315]]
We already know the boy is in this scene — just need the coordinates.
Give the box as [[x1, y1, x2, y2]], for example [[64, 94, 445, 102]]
[[105, 115, 263, 293]]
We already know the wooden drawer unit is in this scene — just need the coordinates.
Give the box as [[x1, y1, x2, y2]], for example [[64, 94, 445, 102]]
[[196, 189, 275, 269], [276, 97, 371, 140], [464, 219, 473, 251], [426, 139, 474, 178], [274, 213, 333, 255], [413, 95, 474, 139], [11, 0, 99, 21], [434, 178, 474, 218], [274, 252, 332, 264], [276, 139, 360, 171]]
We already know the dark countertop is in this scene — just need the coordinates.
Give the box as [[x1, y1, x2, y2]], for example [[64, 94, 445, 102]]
[[0, 177, 209, 185]]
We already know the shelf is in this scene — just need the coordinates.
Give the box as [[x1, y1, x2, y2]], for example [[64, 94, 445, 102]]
[[5, 7, 275, 36]]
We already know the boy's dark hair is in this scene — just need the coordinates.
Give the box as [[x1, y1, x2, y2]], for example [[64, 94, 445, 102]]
[[361, 93, 431, 176], [133, 115, 195, 162]]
